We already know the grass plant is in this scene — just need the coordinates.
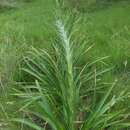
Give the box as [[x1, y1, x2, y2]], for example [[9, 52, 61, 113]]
[[12, 11, 130, 130], [0, 0, 130, 130]]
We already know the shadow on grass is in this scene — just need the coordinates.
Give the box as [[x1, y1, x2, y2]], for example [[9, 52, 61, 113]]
[[66, 0, 130, 13]]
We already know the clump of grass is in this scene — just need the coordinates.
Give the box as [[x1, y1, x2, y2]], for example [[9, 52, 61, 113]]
[[12, 12, 130, 130], [0, 21, 29, 129], [0, 23, 27, 90]]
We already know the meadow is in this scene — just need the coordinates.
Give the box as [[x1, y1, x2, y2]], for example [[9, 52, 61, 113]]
[[0, 0, 130, 130]]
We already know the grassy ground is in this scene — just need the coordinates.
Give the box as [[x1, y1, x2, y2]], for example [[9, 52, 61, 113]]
[[0, 0, 130, 129]]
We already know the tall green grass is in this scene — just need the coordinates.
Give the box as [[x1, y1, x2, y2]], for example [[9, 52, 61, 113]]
[[0, 24, 28, 130], [12, 12, 130, 129], [0, 0, 130, 130]]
